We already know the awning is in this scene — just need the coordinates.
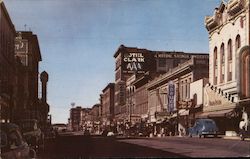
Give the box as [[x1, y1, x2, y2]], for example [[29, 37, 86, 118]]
[[197, 109, 235, 118]]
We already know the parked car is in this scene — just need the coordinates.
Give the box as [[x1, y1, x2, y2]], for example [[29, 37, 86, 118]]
[[17, 119, 44, 151], [0, 123, 36, 159], [188, 119, 218, 138]]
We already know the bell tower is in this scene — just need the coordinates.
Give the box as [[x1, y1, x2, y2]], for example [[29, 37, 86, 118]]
[[40, 71, 49, 103]]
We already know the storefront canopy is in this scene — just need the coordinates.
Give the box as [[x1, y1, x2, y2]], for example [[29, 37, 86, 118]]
[[197, 109, 235, 118]]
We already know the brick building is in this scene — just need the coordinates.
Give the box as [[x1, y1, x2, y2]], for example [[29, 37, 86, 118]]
[[113, 44, 209, 127], [13, 31, 42, 122], [101, 83, 115, 127], [147, 55, 209, 136], [0, 1, 16, 123]]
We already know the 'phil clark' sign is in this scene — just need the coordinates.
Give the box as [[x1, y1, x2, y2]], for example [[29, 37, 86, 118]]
[[168, 81, 175, 112], [123, 53, 145, 73]]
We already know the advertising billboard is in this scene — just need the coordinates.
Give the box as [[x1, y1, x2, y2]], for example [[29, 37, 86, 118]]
[[122, 52, 145, 74]]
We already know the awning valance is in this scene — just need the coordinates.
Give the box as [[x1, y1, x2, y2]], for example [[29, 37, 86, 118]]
[[197, 109, 235, 118]]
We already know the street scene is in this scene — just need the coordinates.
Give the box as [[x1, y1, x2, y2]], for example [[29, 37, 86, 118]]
[[1, 0, 250, 158]]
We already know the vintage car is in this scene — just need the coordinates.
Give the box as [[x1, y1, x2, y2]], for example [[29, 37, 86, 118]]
[[188, 118, 218, 138], [0, 123, 36, 159], [17, 119, 44, 151]]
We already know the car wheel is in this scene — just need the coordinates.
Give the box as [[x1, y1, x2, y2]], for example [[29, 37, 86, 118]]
[[199, 134, 202, 138]]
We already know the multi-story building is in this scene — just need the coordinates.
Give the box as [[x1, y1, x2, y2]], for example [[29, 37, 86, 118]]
[[113, 45, 208, 125], [89, 104, 101, 134], [204, 0, 250, 135], [14, 31, 42, 122], [113, 45, 155, 123], [0, 0, 16, 123], [132, 72, 160, 124], [70, 106, 83, 131], [147, 56, 209, 136], [101, 83, 115, 127]]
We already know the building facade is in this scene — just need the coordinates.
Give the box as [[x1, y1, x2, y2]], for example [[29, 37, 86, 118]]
[[147, 56, 209, 136], [0, 1, 16, 123], [14, 31, 42, 122], [113, 45, 208, 126], [101, 83, 115, 128], [70, 106, 83, 131], [113, 45, 155, 123], [205, 0, 250, 135]]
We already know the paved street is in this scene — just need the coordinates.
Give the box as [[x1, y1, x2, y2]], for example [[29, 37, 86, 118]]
[[38, 134, 250, 158], [39, 135, 185, 158], [120, 136, 250, 158]]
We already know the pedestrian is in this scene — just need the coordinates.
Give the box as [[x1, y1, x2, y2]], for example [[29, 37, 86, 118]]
[[239, 119, 246, 136]]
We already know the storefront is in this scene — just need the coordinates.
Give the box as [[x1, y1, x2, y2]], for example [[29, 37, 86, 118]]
[[198, 84, 241, 134]]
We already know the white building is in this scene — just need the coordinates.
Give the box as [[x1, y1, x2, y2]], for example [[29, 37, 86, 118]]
[[205, 0, 250, 134]]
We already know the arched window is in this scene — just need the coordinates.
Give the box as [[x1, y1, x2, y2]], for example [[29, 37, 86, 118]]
[[236, 35, 241, 51], [241, 50, 250, 98], [220, 43, 225, 83], [228, 39, 232, 60], [214, 47, 218, 85], [228, 39, 232, 81]]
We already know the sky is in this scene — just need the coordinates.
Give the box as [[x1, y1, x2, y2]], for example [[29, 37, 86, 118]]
[[4, 0, 222, 124]]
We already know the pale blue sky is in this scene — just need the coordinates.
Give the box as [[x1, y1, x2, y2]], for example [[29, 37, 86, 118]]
[[4, 0, 222, 123]]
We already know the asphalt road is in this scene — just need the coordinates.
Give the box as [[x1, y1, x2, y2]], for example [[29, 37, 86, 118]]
[[39, 134, 250, 158], [39, 135, 187, 158], [120, 136, 250, 157]]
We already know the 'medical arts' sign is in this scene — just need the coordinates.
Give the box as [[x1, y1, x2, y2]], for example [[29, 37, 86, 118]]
[[168, 81, 176, 112], [123, 53, 145, 73]]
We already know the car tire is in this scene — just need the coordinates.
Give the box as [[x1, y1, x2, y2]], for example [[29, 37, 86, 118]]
[[199, 134, 202, 138]]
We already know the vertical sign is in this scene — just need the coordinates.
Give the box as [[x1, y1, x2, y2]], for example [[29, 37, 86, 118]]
[[168, 81, 175, 112]]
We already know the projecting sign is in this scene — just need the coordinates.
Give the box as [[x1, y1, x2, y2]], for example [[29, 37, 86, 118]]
[[168, 81, 175, 112]]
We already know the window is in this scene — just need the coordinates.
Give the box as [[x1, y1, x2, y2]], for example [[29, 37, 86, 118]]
[[236, 35, 241, 51], [220, 43, 225, 83], [214, 47, 218, 85], [228, 39, 232, 61], [227, 39, 233, 81]]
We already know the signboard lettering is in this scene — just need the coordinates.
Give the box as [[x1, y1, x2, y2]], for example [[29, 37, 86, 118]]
[[168, 81, 176, 112], [123, 53, 145, 73]]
